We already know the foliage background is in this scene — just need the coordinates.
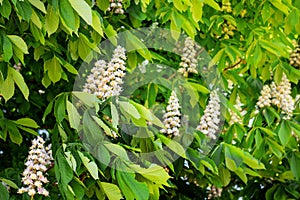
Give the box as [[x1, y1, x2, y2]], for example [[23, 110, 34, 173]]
[[0, 0, 300, 199]]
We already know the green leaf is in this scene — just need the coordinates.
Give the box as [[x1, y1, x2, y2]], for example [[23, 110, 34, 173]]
[[101, 182, 123, 200], [267, 138, 284, 158], [78, 34, 94, 62], [259, 39, 280, 56], [45, 5, 59, 37], [219, 166, 231, 186], [96, 0, 110, 11], [104, 24, 117, 45], [279, 171, 294, 180], [173, 0, 186, 12], [259, 127, 276, 137], [67, 101, 80, 130], [105, 143, 129, 161], [131, 101, 163, 128], [156, 134, 187, 158], [55, 56, 78, 74], [0, 183, 9, 200], [204, 0, 221, 10], [0, 178, 18, 189], [78, 151, 99, 180], [189, 82, 210, 94], [111, 102, 119, 129], [2, 35, 13, 62], [17, 126, 38, 136], [124, 32, 152, 60], [68, 0, 92, 25], [54, 94, 66, 123], [269, 0, 290, 15], [235, 167, 247, 184], [170, 19, 181, 41], [28, 0, 46, 13], [127, 51, 137, 69], [116, 168, 149, 200], [225, 143, 265, 169], [14, 118, 39, 128], [0, 0, 12, 19], [30, 10, 42, 29], [12, 45, 25, 64], [278, 120, 291, 146], [261, 2, 274, 23], [43, 100, 54, 123], [59, 0, 77, 32], [145, 83, 157, 108], [9, 67, 29, 100], [7, 35, 29, 54], [0, 70, 14, 102], [92, 116, 114, 137], [119, 101, 141, 119], [44, 56, 62, 83], [72, 91, 98, 107], [91, 11, 104, 36], [16, 1, 32, 21], [225, 157, 237, 171], [290, 152, 300, 180], [8, 122, 22, 145], [55, 149, 73, 186], [130, 164, 171, 186], [190, 0, 203, 22]]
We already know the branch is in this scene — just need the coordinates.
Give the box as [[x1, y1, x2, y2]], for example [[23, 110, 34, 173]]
[[223, 59, 244, 72]]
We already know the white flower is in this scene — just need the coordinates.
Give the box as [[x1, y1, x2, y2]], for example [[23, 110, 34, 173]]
[[289, 44, 300, 68], [13, 62, 22, 72], [18, 136, 53, 197], [83, 46, 126, 100], [161, 90, 181, 136], [255, 73, 294, 119], [178, 38, 199, 77], [208, 186, 222, 199], [271, 73, 294, 119], [256, 85, 272, 108], [197, 90, 221, 140], [107, 0, 125, 14]]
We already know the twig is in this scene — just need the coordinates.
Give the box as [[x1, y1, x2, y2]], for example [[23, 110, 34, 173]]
[[223, 59, 244, 72]]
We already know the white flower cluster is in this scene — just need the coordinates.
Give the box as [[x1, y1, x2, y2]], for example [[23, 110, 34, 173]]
[[229, 95, 244, 125], [289, 44, 300, 68], [178, 37, 199, 77], [256, 85, 272, 108], [83, 46, 126, 100], [271, 74, 294, 118], [256, 74, 294, 119], [197, 90, 221, 140], [160, 90, 181, 136], [107, 0, 124, 14], [18, 136, 53, 197], [208, 186, 222, 199]]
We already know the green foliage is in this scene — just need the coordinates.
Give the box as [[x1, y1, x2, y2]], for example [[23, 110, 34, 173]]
[[0, 0, 300, 199]]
